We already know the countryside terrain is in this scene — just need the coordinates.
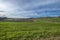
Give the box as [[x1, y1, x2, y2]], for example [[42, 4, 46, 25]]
[[0, 17, 60, 40]]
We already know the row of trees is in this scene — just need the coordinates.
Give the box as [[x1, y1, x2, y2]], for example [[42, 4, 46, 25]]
[[0, 17, 7, 21]]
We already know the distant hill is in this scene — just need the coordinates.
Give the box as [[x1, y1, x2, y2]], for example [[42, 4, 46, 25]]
[[0, 17, 60, 22]]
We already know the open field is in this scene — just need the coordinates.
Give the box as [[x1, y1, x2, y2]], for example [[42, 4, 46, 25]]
[[0, 17, 60, 40]]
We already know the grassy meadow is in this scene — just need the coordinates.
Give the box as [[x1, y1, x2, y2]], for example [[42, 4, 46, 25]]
[[0, 17, 60, 40]]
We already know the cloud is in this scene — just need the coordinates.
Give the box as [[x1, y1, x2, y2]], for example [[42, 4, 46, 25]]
[[0, 0, 60, 18]]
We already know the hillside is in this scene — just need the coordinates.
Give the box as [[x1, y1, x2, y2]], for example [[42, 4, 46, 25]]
[[0, 17, 60, 40], [0, 17, 60, 22]]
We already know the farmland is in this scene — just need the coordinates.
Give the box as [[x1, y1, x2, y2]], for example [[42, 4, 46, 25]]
[[0, 17, 60, 40]]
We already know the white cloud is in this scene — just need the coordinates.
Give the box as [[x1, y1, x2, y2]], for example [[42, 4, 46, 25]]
[[0, 0, 60, 18]]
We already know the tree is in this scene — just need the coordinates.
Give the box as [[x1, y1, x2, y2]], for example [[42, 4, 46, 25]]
[[0, 17, 7, 21]]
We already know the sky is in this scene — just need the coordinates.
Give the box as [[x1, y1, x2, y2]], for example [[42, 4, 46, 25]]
[[0, 0, 60, 18]]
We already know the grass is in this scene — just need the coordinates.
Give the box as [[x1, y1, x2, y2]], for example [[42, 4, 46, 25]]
[[0, 17, 60, 40]]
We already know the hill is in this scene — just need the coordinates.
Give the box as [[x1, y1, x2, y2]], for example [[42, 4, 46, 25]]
[[0, 17, 60, 40]]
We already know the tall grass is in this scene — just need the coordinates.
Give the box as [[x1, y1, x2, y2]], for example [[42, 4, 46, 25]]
[[0, 18, 60, 40]]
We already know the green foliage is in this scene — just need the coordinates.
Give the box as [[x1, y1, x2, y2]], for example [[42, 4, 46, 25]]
[[0, 18, 60, 40]]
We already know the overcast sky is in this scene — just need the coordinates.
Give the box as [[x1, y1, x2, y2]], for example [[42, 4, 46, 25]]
[[0, 0, 60, 18]]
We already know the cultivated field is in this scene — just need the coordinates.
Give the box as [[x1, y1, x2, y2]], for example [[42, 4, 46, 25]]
[[0, 17, 60, 40]]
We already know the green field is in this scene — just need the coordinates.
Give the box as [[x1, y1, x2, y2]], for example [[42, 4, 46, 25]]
[[0, 18, 60, 40]]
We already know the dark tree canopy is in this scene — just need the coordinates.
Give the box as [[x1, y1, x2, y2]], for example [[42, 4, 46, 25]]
[[0, 17, 7, 21]]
